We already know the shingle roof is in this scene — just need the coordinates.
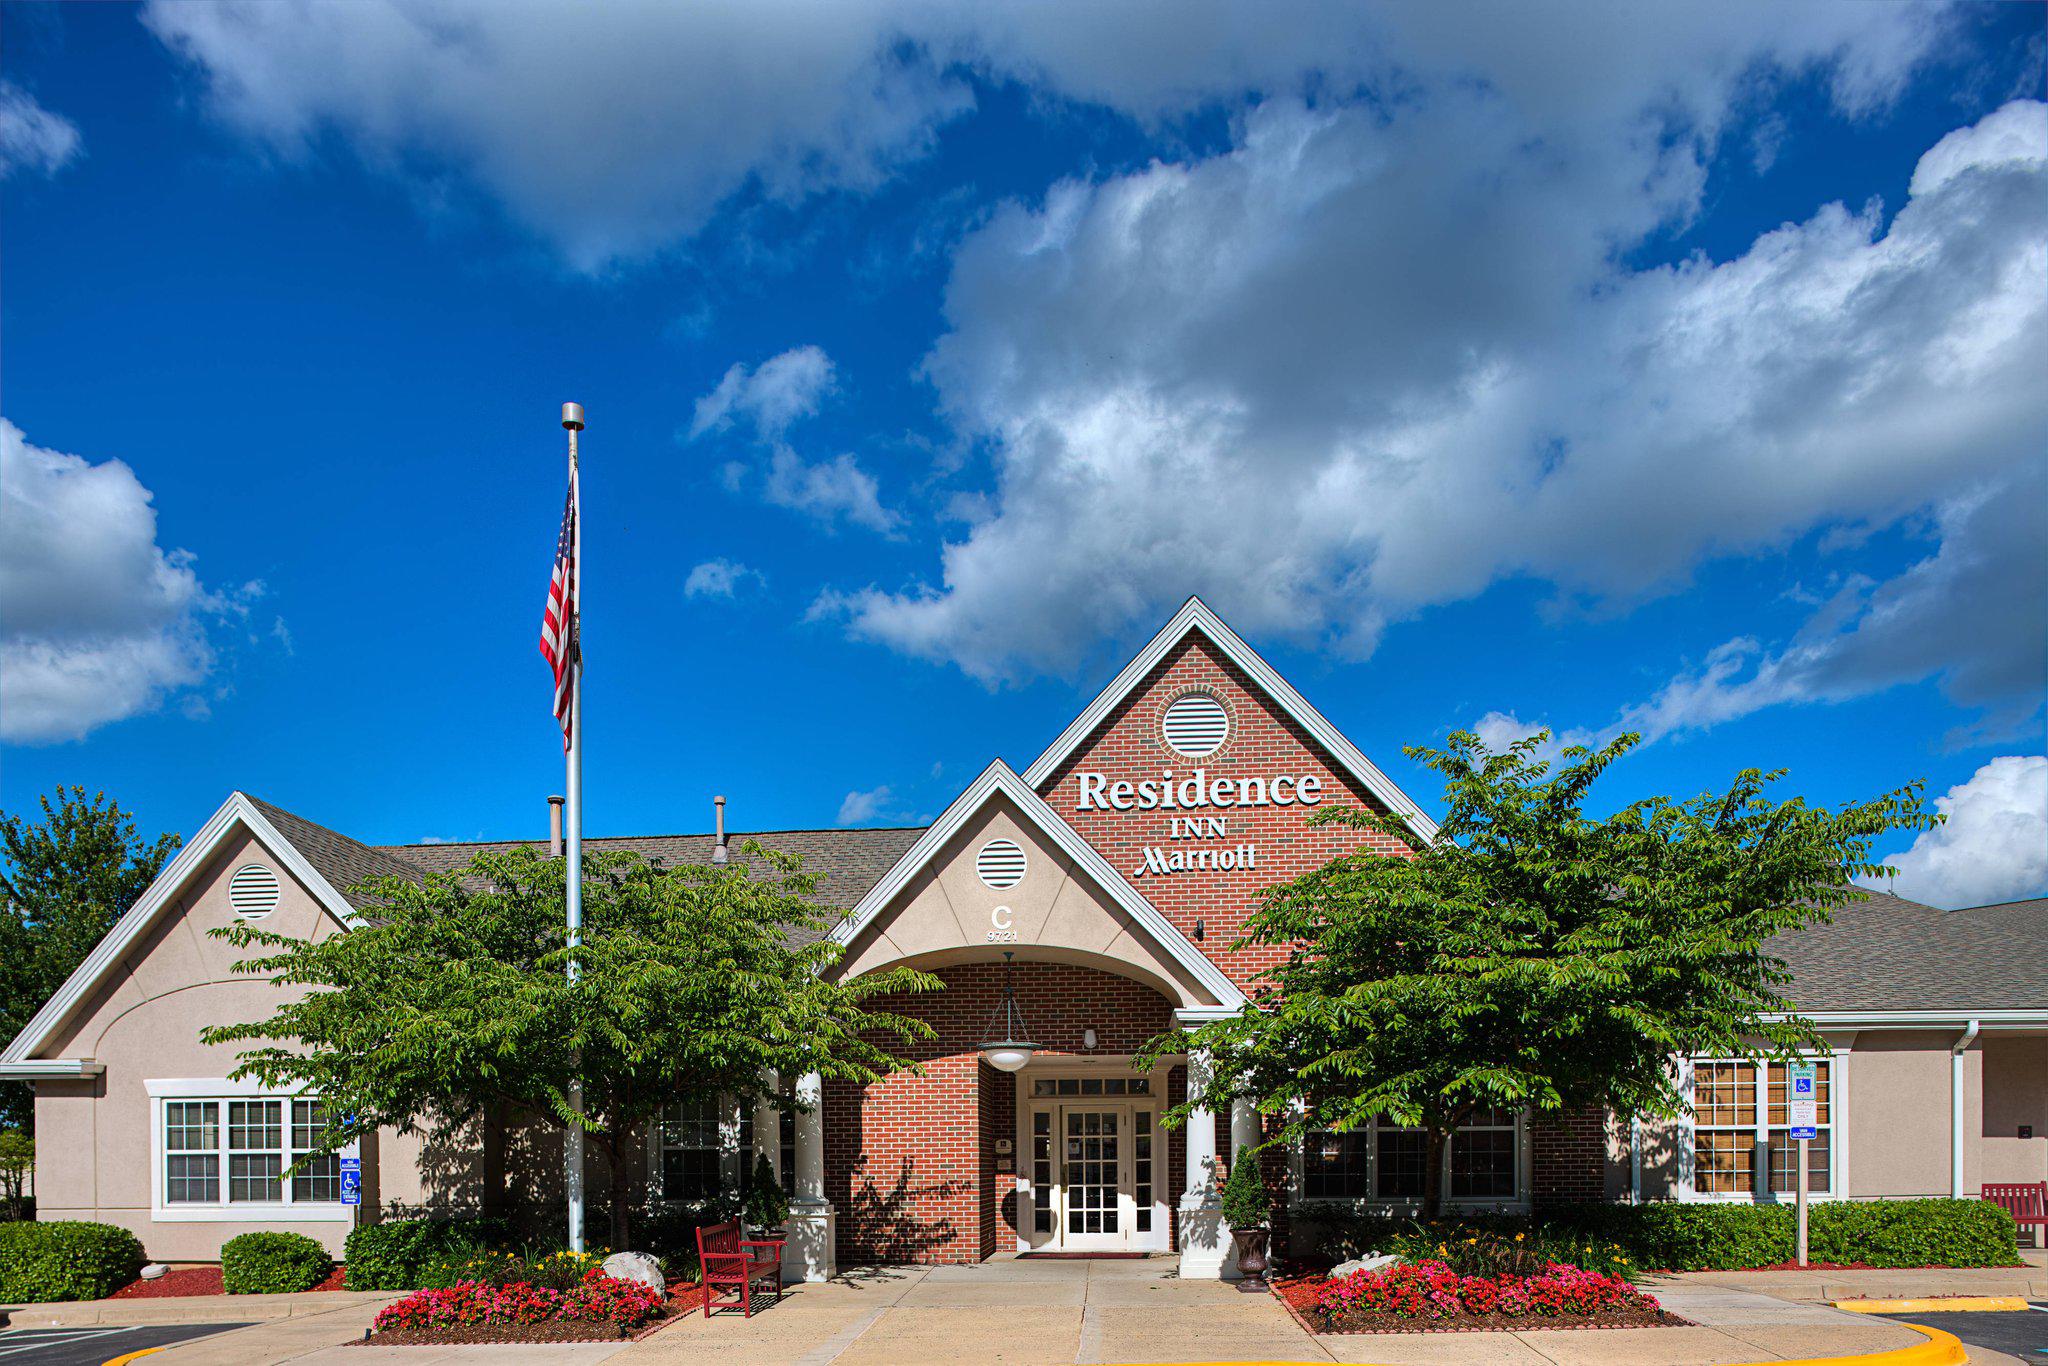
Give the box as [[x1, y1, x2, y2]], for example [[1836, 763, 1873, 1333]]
[[244, 795, 426, 910], [377, 827, 925, 936], [239, 796, 2044, 1012], [1769, 888, 2048, 1012]]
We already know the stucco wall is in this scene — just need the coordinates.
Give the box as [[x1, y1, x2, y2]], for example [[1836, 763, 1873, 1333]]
[[29, 829, 358, 1260], [1981, 1036, 2048, 1186], [1849, 1032, 1980, 1199]]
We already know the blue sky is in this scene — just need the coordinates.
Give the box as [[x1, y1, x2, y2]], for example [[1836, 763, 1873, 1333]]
[[2, 1, 2042, 908]]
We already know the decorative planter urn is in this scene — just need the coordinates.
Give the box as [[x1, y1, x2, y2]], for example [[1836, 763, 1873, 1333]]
[[1230, 1227, 1270, 1289]]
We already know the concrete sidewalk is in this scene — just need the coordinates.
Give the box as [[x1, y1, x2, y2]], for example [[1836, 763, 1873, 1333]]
[[1644, 1249, 2048, 1306], [606, 1257, 1936, 1365]]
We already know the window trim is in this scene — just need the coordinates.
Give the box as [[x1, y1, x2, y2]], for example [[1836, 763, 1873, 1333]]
[[1681, 1050, 1846, 1204], [146, 1080, 353, 1223], [1291, 1110, 1531, 1213]]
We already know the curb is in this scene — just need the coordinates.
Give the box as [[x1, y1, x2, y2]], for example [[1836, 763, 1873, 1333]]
[[1834, 1296, 2030, 1313], [1109, 1323, 1967, 1366], [101, 1351, 166, 1366]]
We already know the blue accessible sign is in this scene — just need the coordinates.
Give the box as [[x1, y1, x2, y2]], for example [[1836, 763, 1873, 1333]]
[[1790, 1126, 1817, 1140], [340, 1156, 362, 1206]]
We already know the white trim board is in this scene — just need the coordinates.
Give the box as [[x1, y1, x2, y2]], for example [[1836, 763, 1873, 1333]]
[[0, 792, 362, 1066], [1021, 596, 1439, 843], [828, 759, 1248, 1011]]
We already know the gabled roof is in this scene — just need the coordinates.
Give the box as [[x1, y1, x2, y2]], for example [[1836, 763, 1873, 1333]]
[[828, 759, 1248, 1010], [1771, 888, 2048, 1014], [1022, 596, 1440, 842], [0, 792, 365, 1067]]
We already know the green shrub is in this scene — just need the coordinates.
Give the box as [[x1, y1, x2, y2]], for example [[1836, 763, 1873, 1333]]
[[0, 1220, 146, 1301], [341, 1216, 507, 1291], [220, 1231, 333, 1294], [744, 1153, 789, 1232], [1294, 1198, 2020, 1273], [1221, 1146, 1271, 1230]]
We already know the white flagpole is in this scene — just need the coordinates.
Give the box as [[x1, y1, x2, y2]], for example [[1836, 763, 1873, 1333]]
[[562, 401, 586, 1255]]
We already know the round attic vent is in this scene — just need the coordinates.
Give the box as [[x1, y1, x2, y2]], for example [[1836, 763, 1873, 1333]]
[[1162, 691, 1229, 756], [977, 838, 1026, 890], [229, 863, 281, 919]]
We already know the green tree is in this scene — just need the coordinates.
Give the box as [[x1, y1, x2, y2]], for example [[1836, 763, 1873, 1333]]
[[0, 788, 181, 1130], [0, 1130, 32, 1220], [1149, 732, 1935, 1216], [202, 842, 939, 1249]]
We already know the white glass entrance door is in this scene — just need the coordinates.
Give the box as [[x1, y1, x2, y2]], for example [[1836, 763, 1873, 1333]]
[[1059, 1107, 1127, 1250]]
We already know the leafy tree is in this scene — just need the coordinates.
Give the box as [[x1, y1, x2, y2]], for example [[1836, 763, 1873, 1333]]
[[1148, 732, 1935, 1216], [203, 842, 939, 1249], [0, 1130, 32, 1220], [0, 788, 181, 1130]]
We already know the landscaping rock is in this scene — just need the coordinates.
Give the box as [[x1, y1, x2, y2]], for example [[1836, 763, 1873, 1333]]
[[140, 1264, 169, 1280], [1329, 1252, 1402, 1277], [600, 1251, 665, 1293]]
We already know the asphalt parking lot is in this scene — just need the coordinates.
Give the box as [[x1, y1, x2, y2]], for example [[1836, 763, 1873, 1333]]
[[1883, 1305, 2048, 1361], [0, 1322, 251, 1365]]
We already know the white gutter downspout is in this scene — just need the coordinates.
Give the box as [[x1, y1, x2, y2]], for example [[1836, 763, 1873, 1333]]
[[1950, 1018, 1980, 1199], [1629, 1116, 1642, 1204]]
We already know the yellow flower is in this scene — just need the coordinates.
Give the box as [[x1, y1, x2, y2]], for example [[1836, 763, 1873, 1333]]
[[1514, 1233, 1525, 1242]]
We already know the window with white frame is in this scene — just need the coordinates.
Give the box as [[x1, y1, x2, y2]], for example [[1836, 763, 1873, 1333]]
[[659, 1093, 796, 1202], [1302, 1111, 1522, 1202], [657, 1099, 724, 1201], [1691, 1058, 1832, 1197], [160, 1096, 341, 1211]]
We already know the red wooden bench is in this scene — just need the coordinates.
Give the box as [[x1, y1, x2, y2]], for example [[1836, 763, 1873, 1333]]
[[1981, 1181, 2048, 1248], [695, 1219, 786, 1317]]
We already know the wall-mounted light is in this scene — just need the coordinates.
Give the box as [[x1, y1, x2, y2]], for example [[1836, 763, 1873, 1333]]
[[1083, 1028, 1098, 1050]]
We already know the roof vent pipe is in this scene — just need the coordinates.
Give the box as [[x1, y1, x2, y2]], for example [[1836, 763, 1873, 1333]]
[[712, 795, 728, 865], [548, 795, 565, 858]]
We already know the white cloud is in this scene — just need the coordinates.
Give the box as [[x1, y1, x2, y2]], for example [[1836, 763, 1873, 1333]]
[[0, 81, 82, 180], [0, 421, 241, 742], [689, 345, 898, 534], [684, 558, 767, 599], [1468, 712, 1599, 768], [831, 98, 2045, 695], [1621, 463, 2046, 746], [140, 0, 1949, 269], [836, 785, 896, 825], [1865, 755, 2048, 909], [689, 346, 836, 439], [760, 447, 899, 535]]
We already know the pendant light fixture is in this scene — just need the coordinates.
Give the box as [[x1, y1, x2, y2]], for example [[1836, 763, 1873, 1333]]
[[979, 950, 1038, 1073]]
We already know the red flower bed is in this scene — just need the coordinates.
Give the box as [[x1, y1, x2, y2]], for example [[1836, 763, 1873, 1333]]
[[372, 1270, 666, 1335], [1299, 1260, 1675, 1334]]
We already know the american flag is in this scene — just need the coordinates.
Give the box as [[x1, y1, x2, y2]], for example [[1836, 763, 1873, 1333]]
[[539, 471, 578, 750]]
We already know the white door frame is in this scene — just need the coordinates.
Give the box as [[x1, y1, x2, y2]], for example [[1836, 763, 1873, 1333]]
[[1013, 1059, 1172, 1253]]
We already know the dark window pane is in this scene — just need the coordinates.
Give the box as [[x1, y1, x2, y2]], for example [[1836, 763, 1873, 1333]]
[[1450, 1130, 1515, 1198], [1376, 1129, 1427, 1199], [1303, 1130, 1370, 1200]]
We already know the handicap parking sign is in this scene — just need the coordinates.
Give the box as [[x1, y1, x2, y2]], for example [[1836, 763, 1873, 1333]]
[[340, 1156, 361, 1206], [1788, 1062, 1818, 1134]]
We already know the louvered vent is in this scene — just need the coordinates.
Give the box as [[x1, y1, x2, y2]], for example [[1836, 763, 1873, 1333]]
[[1162, 692, 1229, 756], [976, 838, 1026, 889], [229, 863, 281, 918]]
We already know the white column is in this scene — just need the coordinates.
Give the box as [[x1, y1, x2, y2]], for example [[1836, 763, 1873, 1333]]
[[752, 1069, 781, 1190], [788, 1071, 836, 1281], [718, 1096, 746, 1191], [1178, 1049, 1228, 1279]]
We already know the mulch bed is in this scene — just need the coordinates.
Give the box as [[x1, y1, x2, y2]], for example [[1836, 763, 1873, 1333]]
[[1271, 1276, 1689, 1336], [108, 1266, 349, 1299]]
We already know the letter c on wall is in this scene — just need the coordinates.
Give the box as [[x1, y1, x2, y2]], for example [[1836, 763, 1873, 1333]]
[[992, 905, 1014, 931]]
